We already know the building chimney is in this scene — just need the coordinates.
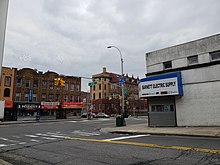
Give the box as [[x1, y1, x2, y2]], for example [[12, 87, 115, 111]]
[[103, 67, 106, 73]]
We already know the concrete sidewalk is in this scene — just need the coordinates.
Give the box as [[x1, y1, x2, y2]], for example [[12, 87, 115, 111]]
[[101, 124, 220, 138]]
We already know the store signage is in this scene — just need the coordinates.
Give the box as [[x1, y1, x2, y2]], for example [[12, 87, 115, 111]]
[[62, 102, 84, 109], [4, 100, 13, 108], [139, 72, 183, 97], [17, 103, 40, 110], [41, 102, 59, 110]]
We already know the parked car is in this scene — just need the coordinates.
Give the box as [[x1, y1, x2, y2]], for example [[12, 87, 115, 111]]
[[96, 113, 110, 118], [91, 113, 97, 118]]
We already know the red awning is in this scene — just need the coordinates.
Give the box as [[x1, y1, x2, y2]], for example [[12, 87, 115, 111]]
[[4, 100, 13, 108]]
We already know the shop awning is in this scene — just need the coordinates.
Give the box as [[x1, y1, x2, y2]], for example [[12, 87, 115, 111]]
[[4, 100, 13, 108]]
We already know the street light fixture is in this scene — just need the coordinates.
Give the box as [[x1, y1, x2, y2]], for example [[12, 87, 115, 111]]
[[107, 46, 125, 117]]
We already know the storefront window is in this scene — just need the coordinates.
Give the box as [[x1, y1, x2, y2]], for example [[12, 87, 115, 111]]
[[151, 105, 174, 112]]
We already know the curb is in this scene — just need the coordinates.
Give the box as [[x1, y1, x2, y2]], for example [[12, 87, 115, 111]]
[[108, 130, 220, 138]]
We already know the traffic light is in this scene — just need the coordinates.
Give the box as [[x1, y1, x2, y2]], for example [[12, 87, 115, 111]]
[[60, 78, 65, 87], [54, 78, 59, 86]]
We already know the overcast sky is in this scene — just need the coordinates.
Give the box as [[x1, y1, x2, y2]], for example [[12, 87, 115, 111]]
[[3, 0, 220, 91]]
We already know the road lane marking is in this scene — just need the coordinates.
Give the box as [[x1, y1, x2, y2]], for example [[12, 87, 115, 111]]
[[30, 139, 40, 142], [72, 130, 100, 136], [66, 137, 220, 154], [0, 137, 9, 141], [0, 144, 9, 147], [104, 135, 149, 141], [36, 133, 70, 139], [25, 135, 39, 138], [41, 137, 57, 140]]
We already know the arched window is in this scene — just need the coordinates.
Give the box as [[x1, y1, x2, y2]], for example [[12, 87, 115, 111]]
[[4, 88, 10, 97]]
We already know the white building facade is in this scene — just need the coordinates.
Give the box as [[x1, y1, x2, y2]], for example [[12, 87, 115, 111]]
[[139, 34, 220, 126]]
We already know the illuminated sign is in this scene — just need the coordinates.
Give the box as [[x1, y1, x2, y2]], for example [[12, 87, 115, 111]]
[[62, 102, 84, 109], [139, 72, 183, 97], [41, 102, 59, 110]]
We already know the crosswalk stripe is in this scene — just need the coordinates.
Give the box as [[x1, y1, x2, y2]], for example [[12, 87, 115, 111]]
[[103, 135, 149, 141]]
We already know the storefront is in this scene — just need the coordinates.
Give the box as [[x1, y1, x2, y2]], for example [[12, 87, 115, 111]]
[[16, 103, 41, 120], [62, 102, 83, 119], [40, 102, 59, 120], [139, 72, 183, 127], [3, 100, 16, 121]]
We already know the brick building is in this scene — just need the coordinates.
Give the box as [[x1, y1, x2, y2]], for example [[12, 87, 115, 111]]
[[0, 67, 16, 120], [91, 67, 147, 115], [0, 67, 83, 120]]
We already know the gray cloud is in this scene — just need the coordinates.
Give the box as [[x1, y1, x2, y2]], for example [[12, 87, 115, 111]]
[[3, 0, 220, 91]]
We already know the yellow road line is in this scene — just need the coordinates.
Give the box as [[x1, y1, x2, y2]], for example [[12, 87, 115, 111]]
[[66, 137, 220, 154]]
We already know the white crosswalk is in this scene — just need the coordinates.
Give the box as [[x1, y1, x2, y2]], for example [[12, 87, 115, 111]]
[[0, 130, 101, 149]]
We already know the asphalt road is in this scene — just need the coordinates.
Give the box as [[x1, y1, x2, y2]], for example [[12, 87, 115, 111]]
[[0, 117, 220, 165]]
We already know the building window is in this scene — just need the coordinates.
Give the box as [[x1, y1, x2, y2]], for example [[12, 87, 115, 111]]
[[210, 51, 220, 61], [104, 84, 107, 90], [33, 80, 38, 88], [93, 93, 95, 100], [187, 55, 198, 65], [33, 94, 37, 102], [25, 79, 30, 88], [65, 83, 68, 91], [93, 85, 95, 91], [42, 94, 46, 101], [49, 94, 54, 101], [70, 96, 74, 102], [5, 76, 11, 86], [49, 81, 54, 89], [99, 84, 101, 90], [16, 78, 22, 87], [15, 93, 21, 101], [25, 94, 29, 101], [56, 94, 60, 101], [76, 96, 79, 102], [42, 81, 47, 89], [64, 95, 68, 102], [76, 84, 80, 91], [70, 84, 74, 91], [4, 88, 10, 97], [99, 92, 101, 99], [163, 61, 172, 70]]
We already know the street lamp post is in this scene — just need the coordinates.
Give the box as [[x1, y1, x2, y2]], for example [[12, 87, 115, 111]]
[[107, 46, 125, 117]]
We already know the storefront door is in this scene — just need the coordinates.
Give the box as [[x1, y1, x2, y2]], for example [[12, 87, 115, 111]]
[[148, 96, 176, 127]]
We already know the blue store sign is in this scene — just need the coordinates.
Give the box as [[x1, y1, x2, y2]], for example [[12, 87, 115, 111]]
[[139, 72, 183, 97]]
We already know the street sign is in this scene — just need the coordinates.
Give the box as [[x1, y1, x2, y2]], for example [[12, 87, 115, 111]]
[[119, 76, 126, 85], [124, 89, 128, 94], [88, 81, 97, 86]]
